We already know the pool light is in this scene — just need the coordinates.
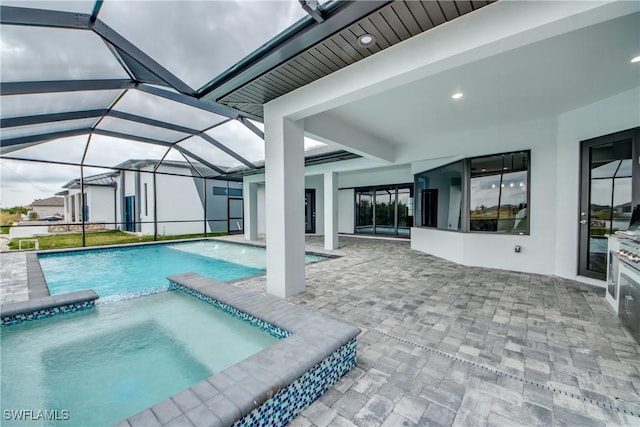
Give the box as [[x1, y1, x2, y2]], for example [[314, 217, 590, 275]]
[[631, 55, 640, 63], [451, 92, 464, 100]]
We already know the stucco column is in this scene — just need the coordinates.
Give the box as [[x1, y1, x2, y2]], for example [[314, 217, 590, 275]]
[[243, 179, 258, 241], [324, 171, 339, 250], [264, 114, 306, 298]]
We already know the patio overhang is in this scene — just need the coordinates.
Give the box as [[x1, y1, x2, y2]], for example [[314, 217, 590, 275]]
[[257, 0, 640, 297]]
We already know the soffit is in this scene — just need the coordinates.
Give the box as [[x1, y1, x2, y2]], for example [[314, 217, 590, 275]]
[[206, 0, 496, 120]]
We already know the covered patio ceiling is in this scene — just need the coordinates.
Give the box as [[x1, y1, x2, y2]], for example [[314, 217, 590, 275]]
[[265, 1, 639, 165]]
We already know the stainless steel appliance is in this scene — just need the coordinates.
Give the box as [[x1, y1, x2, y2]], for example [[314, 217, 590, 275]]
[[618, 239, 640, 344]]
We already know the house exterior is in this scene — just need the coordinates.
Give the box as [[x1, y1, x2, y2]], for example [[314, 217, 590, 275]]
[[233, 1, 640, 298], [28, 196, 64, 219], [58, 160, 244, 236], [58, 172, 119, 228]]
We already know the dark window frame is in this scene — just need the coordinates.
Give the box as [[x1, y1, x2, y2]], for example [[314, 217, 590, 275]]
[[414, 150, 531, 235]]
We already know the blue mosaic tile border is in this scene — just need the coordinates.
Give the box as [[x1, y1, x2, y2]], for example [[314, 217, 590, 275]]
[[169, 282, 290, 340], [234, 338, 358, 427], [1, 300, 95, 326]]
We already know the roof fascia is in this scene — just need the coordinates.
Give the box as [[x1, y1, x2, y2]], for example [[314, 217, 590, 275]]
[[197, 0, 392, 101]]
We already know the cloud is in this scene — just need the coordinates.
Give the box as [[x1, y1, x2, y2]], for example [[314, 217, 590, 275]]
[[97, 0, 306, 89], [0, 1, 321, 206]]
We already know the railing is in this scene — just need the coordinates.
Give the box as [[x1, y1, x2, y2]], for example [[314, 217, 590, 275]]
[[18, 239, 40, 250]]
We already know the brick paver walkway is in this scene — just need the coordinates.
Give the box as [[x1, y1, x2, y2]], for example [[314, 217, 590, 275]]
[[223, 235, 640, 426]]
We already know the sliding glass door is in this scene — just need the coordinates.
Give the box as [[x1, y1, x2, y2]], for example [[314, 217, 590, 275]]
[[375, 189, 395, 235], [355, 191, 374, 233], [354, 184, 413, 238]]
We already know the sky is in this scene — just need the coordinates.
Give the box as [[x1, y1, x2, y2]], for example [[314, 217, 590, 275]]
[[0, 0, 325, 208]]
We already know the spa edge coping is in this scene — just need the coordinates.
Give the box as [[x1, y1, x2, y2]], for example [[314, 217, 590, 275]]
[[121, 272, 361, 427]]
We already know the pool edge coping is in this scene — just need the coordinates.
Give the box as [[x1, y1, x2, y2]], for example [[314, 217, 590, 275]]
[[121, 272, 360, 427]]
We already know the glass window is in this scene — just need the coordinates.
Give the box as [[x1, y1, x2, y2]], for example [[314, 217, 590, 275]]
[[414, 151, 530, 234], [228, 188, 242, 197], [415, 161, 463, 230], [212, 187, 227, 196], [469, 152, 529, 233]]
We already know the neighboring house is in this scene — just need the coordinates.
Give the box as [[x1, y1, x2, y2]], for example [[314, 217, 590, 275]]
[[115, 159, 243, 236], [58, 160, 244, 236], [28, 197, 64, 219], [58, 172, 119, 227]]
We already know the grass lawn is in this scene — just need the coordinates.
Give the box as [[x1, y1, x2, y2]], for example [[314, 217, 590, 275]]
[[7, 230, 227, 250], [1, 212, 21, 234]]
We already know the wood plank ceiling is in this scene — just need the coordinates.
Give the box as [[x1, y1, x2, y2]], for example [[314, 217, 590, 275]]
[[210, 0, 495, 119]]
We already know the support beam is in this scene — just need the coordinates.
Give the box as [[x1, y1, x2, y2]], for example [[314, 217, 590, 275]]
[[0, 128, 92, 148], [0, 79, 135, 95], [136, 84, 240, 120], [324, 171, 339, 250], [1, 110, 107, 128], [0, 6, 91, 29], [305, 114, 395, 162], [264, 115, 306, 298], [92, 19, 194, 95], [243, 180, 259, 241], [238, 116, 265, 139]]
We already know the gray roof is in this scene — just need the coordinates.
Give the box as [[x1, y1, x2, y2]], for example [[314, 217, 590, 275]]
[[63, 171, 119, 189], [30, 196, 64, 207], [113, 159, 233, 179]]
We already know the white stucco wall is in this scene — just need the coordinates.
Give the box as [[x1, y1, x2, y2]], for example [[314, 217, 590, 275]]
[[338, 165, 412, 188], [410, 88, 639, 284], [338, 188, 354, 234], [153, 165, 208, 236], [31, 205, 63, 219], [555, 88, 640, 283], [410, 117, 559, 276], [138, 171, 154, 235], [87, 186, 117, 228]]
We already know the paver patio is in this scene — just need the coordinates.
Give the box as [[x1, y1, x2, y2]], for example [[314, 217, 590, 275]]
[[222, 235, 640, 426], [1, 235, 638, 426]]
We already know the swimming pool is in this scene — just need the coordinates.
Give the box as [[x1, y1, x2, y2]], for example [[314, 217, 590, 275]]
[[0, 291, 280, 427], [38, 240, 325, 298]]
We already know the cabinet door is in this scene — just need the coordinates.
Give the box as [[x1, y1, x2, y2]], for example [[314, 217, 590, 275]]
[[619, 272, 640, 344]]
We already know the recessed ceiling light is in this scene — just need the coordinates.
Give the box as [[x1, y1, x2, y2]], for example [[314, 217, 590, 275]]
[[357, 34, 376, 48], [631, 55, 640, 63], [451, 92, 463, 100]]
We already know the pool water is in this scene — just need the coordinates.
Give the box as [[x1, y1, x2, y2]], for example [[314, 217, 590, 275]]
[[39, 240, 325, 297], [0, 291, 279, 426]]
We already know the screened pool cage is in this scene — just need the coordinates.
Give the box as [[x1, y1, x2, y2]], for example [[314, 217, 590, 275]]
[[0, 1, 317, 245]]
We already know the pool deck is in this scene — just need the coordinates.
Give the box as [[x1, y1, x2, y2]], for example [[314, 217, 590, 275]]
[[1, 235, 639, 426], [218, 234, 640, 427]]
